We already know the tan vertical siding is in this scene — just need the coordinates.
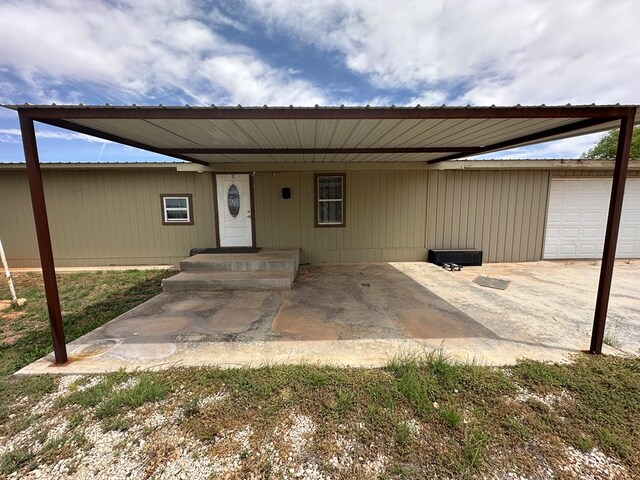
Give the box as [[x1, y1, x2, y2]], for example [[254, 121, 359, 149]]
[[0, 169, 215, 267], [254, 170, 429, 263], [5, 165, 623, 267], [425, 170, 550, 262]]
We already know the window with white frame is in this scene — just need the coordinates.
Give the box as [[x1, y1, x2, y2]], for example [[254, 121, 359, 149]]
[[315, 174, 345, 227], [161, 194, 193, 225]]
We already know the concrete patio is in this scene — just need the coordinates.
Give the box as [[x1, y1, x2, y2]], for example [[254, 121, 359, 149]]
[[17, 260, 639, 374]]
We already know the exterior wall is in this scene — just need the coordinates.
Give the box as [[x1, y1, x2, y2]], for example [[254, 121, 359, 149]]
[[254, 171, 428, 263], [4, 165, 634, 268], [254, 169, 552, 263], [425, 170, 550, 262], [0, 169, 215, 267]]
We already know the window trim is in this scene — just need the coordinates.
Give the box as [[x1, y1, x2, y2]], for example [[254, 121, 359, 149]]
[[160, 193, 194, 225], [314, 173, 346, 228]]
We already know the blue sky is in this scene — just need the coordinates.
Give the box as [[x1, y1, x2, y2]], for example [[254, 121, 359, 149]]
[[1, 0, 639, 163]]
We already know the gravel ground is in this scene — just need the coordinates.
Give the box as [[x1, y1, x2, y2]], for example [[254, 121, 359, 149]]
[[1, 373, 631, 480]]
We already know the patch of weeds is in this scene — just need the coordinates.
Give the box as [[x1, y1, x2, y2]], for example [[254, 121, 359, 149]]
[[427, 349, 460, 389], [67, 376, 93, 392], [336, 388, 355, 412], [387, 464, 409, 477], [71, 431, 92, 450], [511, 359, 566, 389], [440, 405, 462, 428], [574, 435, 595, 452], [67, 412, 85, 430], [41, 434, 69, 463], [182, 396, 200, 418], [0, 447, 34, 475], [0, 375, 56, 402], [526, 398, 550, 414], [42, 434, 67, 452], [603, 332, 620, 349], [233, 368, 279, 399], [326, 388, 354, 418], [33, 428, 48, 445], [57, 372, 127, 408], [95, 373, 168, 418], [501, 417, 532, 439], [101, 416, 130, 432], [394, 421, 412, 447], [262, 460, 272, 479], [386, 355, 438, 419], [367, 383, 395, 408], [459, 427, 491, 475], [598, 428, 632, 459], [186, 418, 220, 442], [0, 413, 36, 439], [0, 403, 7, 422]]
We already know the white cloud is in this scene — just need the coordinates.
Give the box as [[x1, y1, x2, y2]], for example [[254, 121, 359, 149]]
[[245, 0, 640, 106], [0, 0, 327, 105], [0, 128, 111, 143], [473, 133, 605, 160]]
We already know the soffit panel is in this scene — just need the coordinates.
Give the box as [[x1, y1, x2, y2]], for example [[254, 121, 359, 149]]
[[68, 117, 595, 151], [185, 151, 448, 163], [70, 119, 206, 148]]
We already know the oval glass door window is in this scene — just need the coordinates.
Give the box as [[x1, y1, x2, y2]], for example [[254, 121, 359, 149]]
[[227, 184, 240, 217]]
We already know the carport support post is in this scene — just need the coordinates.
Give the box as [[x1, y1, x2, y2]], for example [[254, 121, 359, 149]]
[[590, 110, 636, 354], [18, 113, 68, 364]]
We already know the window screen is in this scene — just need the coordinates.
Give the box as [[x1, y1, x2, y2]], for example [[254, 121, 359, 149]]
[[316, 175, 345, 226]]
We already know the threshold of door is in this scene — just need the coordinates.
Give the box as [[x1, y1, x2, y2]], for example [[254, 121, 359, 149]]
[[189, 247, 262, 255]]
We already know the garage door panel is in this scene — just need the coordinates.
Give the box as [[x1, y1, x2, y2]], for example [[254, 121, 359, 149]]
[[618, 244, 634, 255], [563, 212, 581, 223], [545, 227, 559, 240], [583, 212, 602, 223], [578, 244, 597, 256], [562, 227, 579, 239], [560, 244, 576, 255], [581, 227, 599, 239], [544, 178, 640, 259]]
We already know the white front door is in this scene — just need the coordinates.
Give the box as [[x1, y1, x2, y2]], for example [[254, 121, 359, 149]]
[[216, 174, 253, 247]]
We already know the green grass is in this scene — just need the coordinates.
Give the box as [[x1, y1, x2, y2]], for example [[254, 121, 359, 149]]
[[0, 447, 34, 475], [604, 331, 621, 349], [94, 374, 168, 418], [0, 270, 173, 377]]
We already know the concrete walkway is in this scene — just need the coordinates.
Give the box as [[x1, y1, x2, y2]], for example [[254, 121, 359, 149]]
[[18, 261, 638, 374]]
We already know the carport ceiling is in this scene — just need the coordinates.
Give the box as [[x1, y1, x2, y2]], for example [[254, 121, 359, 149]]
[[5, 104, 640, 165]]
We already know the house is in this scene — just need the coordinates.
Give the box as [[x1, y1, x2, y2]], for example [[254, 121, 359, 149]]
[[1, 159, 639, 268], [2, 103, 638, 362]]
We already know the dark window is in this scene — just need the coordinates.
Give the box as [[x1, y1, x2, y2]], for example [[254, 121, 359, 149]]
[[227, 184, 240, 217], [161, 194, 194, 225], [315, 174, 345, 227]]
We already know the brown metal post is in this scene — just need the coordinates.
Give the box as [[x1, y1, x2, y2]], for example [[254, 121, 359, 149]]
[[590, 110, 636, 354], [18, 113, 68, 364]]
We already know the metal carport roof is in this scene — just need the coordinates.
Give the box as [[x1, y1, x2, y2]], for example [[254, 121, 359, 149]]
[[2, 103, 638, 365], [4, 104, 640, 165]]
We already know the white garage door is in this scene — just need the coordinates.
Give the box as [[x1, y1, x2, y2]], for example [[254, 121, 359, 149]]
[[544, 178, 640, 259]]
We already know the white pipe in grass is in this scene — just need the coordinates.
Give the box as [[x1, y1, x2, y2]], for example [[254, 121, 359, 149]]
[[0, 238, 18, 305]]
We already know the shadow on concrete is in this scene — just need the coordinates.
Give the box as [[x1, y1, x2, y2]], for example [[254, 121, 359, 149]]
[[62, 264, 498, 362]]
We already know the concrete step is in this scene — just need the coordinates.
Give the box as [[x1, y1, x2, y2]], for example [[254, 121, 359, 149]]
[[180, 250, 299, 273], [162, 270, 294, 292]]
